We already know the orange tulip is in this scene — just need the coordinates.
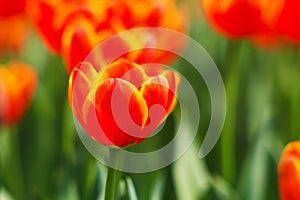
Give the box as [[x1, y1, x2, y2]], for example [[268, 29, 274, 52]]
[[0, 0, 31, 54], [0, 62, 37, 126], [201, 0, 284, 45], [0, 15, 30, 54], [69, 58, 180, 147], [30, 0, 186, 73], [276, 0, 300, 45], [278, 141, 300, 200]]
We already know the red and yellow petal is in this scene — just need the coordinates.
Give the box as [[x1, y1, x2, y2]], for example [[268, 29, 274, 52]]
[[98, 58, 147, 88], [68, 61, 99, 126], [29, 0, 65, 53], [140, 75, 169, 108], [140, 74, 170, 131], [161, 70, 180, 114], [94, 78, 148, 146], [62, 17, 99, 73]]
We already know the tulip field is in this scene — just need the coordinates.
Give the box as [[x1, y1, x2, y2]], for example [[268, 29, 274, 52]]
[[1, 0, 300, 200]]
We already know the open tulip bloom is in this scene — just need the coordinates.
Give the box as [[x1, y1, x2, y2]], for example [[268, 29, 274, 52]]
[[69, 57, 180, 148], [66, 24, 184, 200]]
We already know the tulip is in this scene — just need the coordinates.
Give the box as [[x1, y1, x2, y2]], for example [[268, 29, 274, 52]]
[[0, 0, 30, 54], [276, 0, 300, 45], [201, 0, 284, 45], [30, 0, 186, 73], [0, 62, 37, 126], [69, 58, 180, 147], [278, 141, 300, 200], [28, 0, 99, 54]]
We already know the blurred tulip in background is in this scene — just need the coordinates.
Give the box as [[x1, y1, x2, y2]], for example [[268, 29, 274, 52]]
[[0, 62, 37, 126], [0, 0, 31, 54], [278, 141, 300, 200], [30, 0, 186, 73]]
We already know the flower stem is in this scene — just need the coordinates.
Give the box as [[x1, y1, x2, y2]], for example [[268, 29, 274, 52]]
[[0, 127, 25, 199], [221, 40, 242, 183], [289, 51, 300, 141], [104, 148, 121, 200]]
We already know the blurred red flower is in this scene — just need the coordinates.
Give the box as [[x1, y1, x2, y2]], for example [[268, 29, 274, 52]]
[[0, 62, 37, 126], [29, 0, 186, 73], [0, 0, 26, 18], [201, 0, 284, 45], [0, 0, 31, 54], [276, 0, 300, 45], [69, 58, 180, 147], [278, 141, 300, 200]]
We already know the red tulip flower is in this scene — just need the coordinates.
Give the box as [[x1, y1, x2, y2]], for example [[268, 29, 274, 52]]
[[276, 0, 300, 45], [201, 0, 284, 45], [69, 58, 180, 147], [278, 141, 300, 200], [0, 62, 37, 126], [29, 0, 186, 73]]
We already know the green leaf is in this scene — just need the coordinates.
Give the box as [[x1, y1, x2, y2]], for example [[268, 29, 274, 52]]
[[56, 180, 79, 200], [210, 175, 240, 200], [149, 173, 166, 200], [125, 177, 138, 200], [173, 142, 211, 200], [238, 135, 270, 200], [0, 187, 14, 200]]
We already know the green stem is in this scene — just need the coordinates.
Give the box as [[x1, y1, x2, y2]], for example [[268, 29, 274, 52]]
[[0, 127, 25, 199], [220, 40, 242, 184], [104, 148, 121, 200], [289, 50, 300, 140], [290, 84, 300, 140]]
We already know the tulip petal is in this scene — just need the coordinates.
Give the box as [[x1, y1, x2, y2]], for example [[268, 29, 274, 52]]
[[30, 1, 64, 53], [161, 70, 180, 114], [94, 78, 148, 146], [140, 74, 170, 130], [62, 17, 99, 73], [98, 58, 148, 88]]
